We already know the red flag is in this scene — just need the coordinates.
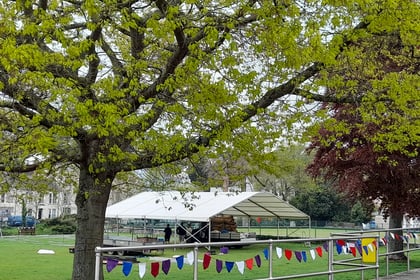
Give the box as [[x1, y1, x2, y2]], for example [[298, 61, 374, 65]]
[[245, 258, 253, 270], [203, 253, 211, 270], [337, 240, 346, 246], [350, 247, 356, 257], [285, 249, 293, 260], [316, 247, 323, 257], [151, 262, 159, 278]]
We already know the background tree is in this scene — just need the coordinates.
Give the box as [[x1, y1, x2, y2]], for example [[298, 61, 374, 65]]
[[250, 145, 317, 200], [290, 184, 372, 225], [0, 1, 418, 279]]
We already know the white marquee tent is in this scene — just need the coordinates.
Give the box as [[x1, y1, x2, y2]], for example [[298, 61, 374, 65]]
[[106, 191, 309, 222]]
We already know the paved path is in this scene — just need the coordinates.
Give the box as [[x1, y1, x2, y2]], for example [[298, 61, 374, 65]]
[[378, 268, 420, 279]]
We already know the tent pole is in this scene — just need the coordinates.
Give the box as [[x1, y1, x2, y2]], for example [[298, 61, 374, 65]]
[[208, 219, 211, 250]]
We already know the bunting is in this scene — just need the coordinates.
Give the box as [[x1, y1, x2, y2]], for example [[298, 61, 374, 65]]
[[203, 253, 211, 270], [245, 258, 253, 270], [236, 261, 245, 275], [310, 249, 316, 260], [176, 255, 184, 269], [216, 259, 223, 273], [151, 262, 159, 278], [122, 261, 132, 276], [106, 258, 118, 273], [138, 263, 146, 279], [255, 255, 262, 267], [225, 261, 234, 272], [104, 238, 382, 277], [162, 259, 170, 275]]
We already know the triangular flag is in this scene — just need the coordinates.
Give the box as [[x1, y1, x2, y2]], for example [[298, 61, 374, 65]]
[[151, 262, 159, 278], [255, 255, 262, 267], [236, 261, 245, 275], [381, 237, 387, 245], [245, 258, 253, 270], [216, 259, 223, 273], [336, 243, 343, 254], [276, 247, 282, 259], [225, 261, 234, 273], [295, 251, 302, 262], [322, 242, 329, 252], [301, 251, 307, 262], [285, 249, 293, 260], [363, 246, 369, 255], [310, 249, 316, 260], [390, 233, 395, 239], [203, 253, 211, 270], [395, 234, 400, 240], [372, 240, 377, 249], [316, 246, 323, 257], [337, 240, 346, 246], [263, 248, 269, 260], [368, 244, 374, 252], [106, 258, 118, 273], [186, 251, 194, 265], [176, 255, 184, 269], [162, 259, 171, 275], [350, 247, 356, 257], [122, 261, 132, 276], [356, 244, 363, 256], [139, 263, 146, 279]]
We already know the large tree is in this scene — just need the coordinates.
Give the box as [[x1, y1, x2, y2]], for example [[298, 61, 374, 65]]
[[0, 0, 418, 279]]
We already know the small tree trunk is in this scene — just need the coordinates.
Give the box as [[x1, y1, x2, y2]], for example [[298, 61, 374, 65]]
[[388, 210, 406, 260], [71, 166, 114, 280]]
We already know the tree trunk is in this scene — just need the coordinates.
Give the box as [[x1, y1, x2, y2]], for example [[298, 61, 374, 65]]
[[388, 210, 406, 260], [72, 166, 114, 280]]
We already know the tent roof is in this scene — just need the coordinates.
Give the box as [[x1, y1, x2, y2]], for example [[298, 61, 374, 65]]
[[105, 191, 309, 222]]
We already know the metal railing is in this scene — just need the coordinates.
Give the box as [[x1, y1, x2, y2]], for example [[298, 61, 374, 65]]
[[339, 227, 420, 277], [95, 233, 381, 280]]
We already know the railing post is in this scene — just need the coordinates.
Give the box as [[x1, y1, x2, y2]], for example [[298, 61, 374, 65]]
[[94, 247, 101, 280], [193, 244, 199, 280], [386, 230, 390, 276], [407, 234, 410, 272], [268, 239, 273, 279], [328, 238, 334, 280], [376, 235, 380, 280]]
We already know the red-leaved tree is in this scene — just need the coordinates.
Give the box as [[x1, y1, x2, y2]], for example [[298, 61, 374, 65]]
[[307, 104, 420, 259], [306, 32, 420, 259]]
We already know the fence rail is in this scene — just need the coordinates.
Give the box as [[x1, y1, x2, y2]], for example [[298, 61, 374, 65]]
[[95, 234, 383, 280]]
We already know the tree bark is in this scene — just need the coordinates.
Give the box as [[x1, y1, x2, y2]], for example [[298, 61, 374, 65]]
[[388, 210, 406, 260], [71, 166, 114, 280]]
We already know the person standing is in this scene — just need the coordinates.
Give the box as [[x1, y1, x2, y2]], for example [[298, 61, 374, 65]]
[[176, 222, 186, 243], [164, 224, 172, 243]]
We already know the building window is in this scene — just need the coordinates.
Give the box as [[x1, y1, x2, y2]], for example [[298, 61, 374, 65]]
[[62, 207, 71, 216], [48, 209, 57, 219], [63, 193, 69, 205], [48, 193, 57, 204]]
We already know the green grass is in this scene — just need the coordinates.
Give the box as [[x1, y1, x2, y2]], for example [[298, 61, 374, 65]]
[[1, 230, 420, 280]]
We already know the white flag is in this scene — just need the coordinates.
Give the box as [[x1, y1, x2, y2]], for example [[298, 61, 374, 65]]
[[276, 247, 282, 259], [236, 261, 245, 275], [138, 263, 146, 279]]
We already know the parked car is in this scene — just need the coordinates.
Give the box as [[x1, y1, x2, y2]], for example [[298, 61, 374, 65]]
[[7, 216, 36, 227]]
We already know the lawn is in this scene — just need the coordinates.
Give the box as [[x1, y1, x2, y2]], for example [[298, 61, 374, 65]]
[[1, 230, 420, 280]]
